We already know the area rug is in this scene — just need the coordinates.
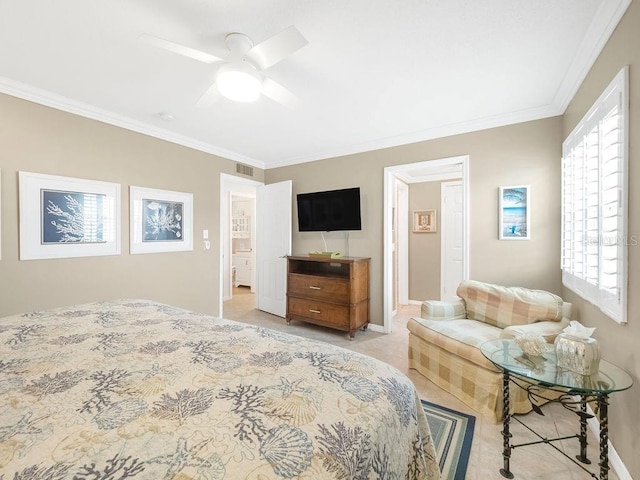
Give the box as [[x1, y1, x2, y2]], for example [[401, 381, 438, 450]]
[[422, 400, 476, 480]]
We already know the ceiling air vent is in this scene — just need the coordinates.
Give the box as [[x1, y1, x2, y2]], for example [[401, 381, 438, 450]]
[[236, 163, 254, 177]]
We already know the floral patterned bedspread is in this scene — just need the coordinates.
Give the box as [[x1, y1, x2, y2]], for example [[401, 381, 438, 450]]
[[0, 300, 439, 480]]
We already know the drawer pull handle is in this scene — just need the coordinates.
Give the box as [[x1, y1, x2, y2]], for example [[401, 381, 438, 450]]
[[309, 286, 321, 290], [309, 309, 321, 314]]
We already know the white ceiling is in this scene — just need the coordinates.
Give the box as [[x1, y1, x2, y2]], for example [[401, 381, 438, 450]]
[[0, 0, 630, 169]]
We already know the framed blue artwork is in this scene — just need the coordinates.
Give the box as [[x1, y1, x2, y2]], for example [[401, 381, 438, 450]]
[[130, 186, 193, 254], [41, 190, 107, 244], [142, 199, 184, 242], [499, 185, 530, 240], [19, 172, 121, 260]]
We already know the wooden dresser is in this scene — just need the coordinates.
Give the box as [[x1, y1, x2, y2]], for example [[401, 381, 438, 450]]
[[286, 255, 370, 339]]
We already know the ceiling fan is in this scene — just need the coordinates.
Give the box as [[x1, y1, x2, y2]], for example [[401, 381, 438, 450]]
[[139, 25, 308, 109]]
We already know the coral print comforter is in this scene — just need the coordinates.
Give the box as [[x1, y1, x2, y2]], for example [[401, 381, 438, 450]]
[[0, 300, 439, 479]]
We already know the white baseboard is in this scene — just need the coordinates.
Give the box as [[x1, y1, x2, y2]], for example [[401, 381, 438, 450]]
[[408, 299, 423, 306], [367, 323, 385, 334], [583, 402, 633, 480]]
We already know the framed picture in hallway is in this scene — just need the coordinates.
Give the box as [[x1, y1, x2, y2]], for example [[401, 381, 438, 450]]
[[18, 171, 121, 260], [413, 209, 437, 233], [499, 185, 530, 240], [130, 186, 193, 254]]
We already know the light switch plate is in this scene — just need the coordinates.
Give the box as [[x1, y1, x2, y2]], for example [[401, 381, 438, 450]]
[[203, 229, 209, 239]]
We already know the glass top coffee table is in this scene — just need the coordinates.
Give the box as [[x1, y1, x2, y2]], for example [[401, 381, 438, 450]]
[[480, 339, 633, 480]]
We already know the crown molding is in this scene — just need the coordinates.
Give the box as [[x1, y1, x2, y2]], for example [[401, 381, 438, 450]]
[[0, 77, 266, 170], [393, 170, 461, 185], [267, 103, 561, 169], [552, 0, 632, 113]]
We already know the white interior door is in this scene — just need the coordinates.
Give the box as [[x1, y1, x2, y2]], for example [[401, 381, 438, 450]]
[[256, 180, 292, 317], [441, 181, 464, 300]]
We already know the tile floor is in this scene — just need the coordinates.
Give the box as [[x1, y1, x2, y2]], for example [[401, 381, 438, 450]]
[[224, 287, 617, 480]]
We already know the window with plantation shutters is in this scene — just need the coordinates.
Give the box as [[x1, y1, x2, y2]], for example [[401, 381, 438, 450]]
[[561, 66, 628, 324]]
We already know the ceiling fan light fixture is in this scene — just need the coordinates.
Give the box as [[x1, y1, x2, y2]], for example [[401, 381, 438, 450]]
[[216, 64, 262, 103]]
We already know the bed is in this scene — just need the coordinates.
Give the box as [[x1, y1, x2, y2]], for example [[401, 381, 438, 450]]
[[0, 299, 440, 479]]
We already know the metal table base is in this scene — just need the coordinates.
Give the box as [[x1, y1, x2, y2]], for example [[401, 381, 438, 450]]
[[500, 371, 611, 480]]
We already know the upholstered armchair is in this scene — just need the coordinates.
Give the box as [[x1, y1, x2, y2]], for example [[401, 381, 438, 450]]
[[407, 280, 571, 422]]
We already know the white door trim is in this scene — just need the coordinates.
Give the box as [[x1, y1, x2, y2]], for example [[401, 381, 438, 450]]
[[383, 171, 395, 333]]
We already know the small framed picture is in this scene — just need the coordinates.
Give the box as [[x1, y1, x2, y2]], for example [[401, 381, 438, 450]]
[[499, 185, 530, 240], [130, 186, 193, 254], [413, 209, 437, 233], [19, 171, 121, 260]]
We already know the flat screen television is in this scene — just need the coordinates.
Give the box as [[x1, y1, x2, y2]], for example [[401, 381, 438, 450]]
[[297, 187, 362, 232]]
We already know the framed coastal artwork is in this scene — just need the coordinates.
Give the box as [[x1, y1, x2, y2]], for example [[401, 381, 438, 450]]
[[18, 171, 121, 260], [499, 185, 530, 240], [130, 186, 193, 254], [413, 209, 437, 233]]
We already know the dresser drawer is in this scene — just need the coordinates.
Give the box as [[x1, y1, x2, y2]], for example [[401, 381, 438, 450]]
[[287, 274, 350, 303], [287, 297, 349, 326]]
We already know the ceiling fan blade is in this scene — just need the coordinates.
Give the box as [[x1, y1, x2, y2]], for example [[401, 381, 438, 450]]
[[139, 33, 224, 64], [196, 82, 221, 108], [261, 77, 299, 109], [246, 25, 308, 70]]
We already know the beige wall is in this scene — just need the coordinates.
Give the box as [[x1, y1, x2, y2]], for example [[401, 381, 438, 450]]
[[266, 116, 563, 326], [561, 1, 639, 477], [0, 94, 263, 317], [408, 181, 441, 301]]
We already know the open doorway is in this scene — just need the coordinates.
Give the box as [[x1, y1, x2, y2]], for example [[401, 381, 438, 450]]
[[229, 193, 256, 311], [219, 175, 293, 321], [383, 156, 469, 333], [219, 173, 261, 319]]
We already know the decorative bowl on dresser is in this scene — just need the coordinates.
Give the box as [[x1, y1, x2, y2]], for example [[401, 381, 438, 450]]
[[286, 255, 370, 339]]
